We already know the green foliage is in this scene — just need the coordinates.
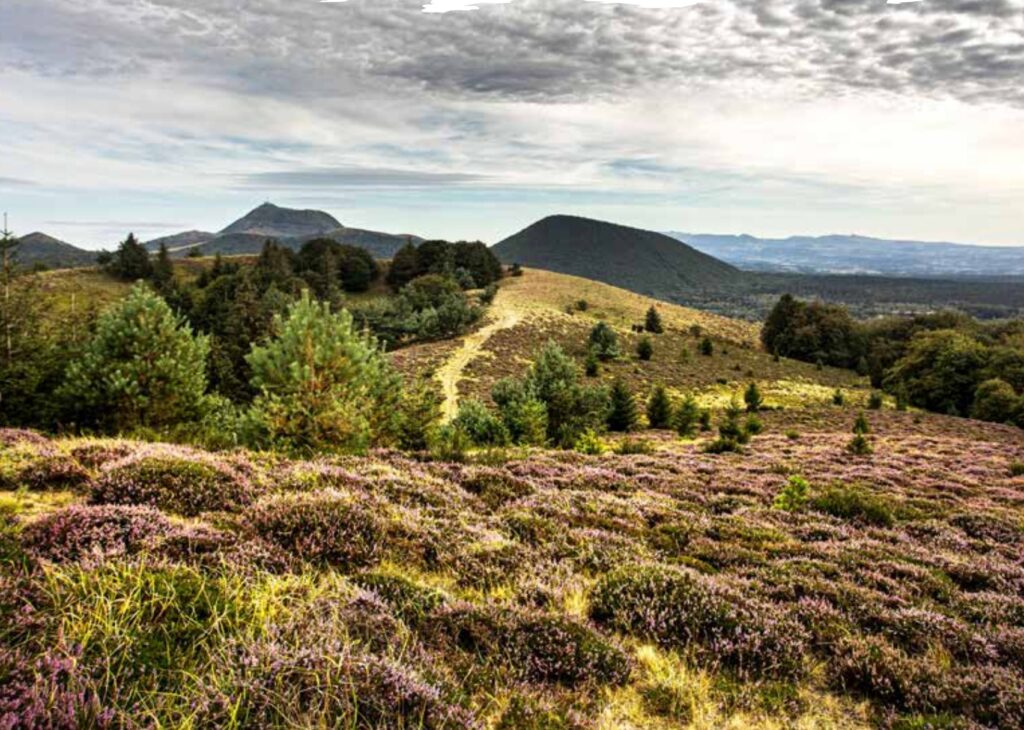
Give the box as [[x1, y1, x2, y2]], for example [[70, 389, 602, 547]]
[[971, 379, 1019, 424], [103, 233, 153, 281], [699, 337, 714, 356], [243, 292, 400, 455], [606, 379, 639, 432], [762, 293, 860, 368], [832, 389, 845, 406], [480, 283, 499, 305], [704, 398, 750, 454], [811, 486, 893, 527], [58, 284, 211, 432], [492, 377, 549, 446], [296, 238, 380, 296], [151, 244, 174, 294], [744, 382, 763, 412], [453, 399, 510, 446], [773, 475, 810, 512], [698, 409, 712, 431], [507, 342, 610, 448], [646, 384, 672, 430], [1009, 461, 1024, 477], [396, 379, 442, 451], [588, 322, 619, 361], [637, 336, 654, 361], [744, 414, 764, 435], [385, 239, 501, 292], [868, 391, 884, 410], [386, 241, 420, 290], [672, 394, 701, 438], [427, 423, 471, 462], [884, 330, 988, 416], [613, 437, 655, 455], [584, 350, 599, 377], [645, 306, 664, 334], [574, 429, 605, 455], [847, 433, 874, 456]]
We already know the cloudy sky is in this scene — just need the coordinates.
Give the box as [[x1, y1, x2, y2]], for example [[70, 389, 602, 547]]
[[0, 0, 1022, 248]]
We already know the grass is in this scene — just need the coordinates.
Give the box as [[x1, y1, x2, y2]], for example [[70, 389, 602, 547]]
[[1, 406, 1022, 727]]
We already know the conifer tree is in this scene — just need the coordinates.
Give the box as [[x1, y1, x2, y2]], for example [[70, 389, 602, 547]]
[[243, 292, 400, 455], [644, 305, 664, 334], [151, 243, 174, 293], [673, 394, 701, 438], [646, 384, 672, 429], [589, 321, 619, 361], [699, 337, 714, 356], [386, 241, 420, 290], [607, 378, 638, 432], [58, 283, 210, 431], [637, 336, 654, 361], [744, 382, 763, 412]]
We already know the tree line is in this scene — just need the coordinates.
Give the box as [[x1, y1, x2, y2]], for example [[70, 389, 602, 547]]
[[762, 293, 1024, 424]]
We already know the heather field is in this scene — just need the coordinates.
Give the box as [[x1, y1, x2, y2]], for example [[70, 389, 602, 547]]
[[2, 406, 1023, 729]]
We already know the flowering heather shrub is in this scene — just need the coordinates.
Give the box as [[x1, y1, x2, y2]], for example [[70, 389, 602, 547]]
[[91, 452, 255, 516], [21, 505, 173, 563], [193, 642, 478, 730], [18, 456, 92, 493], [67, 442, 134, 470], [354, 572, 447, 627], [458, 468, 535, 510], [810, 485, 894, 527], [0, 647, 117, 730], [496, 695, 589, 730], [425, 603, 632, 687], [589, 565, 808, 679], [248, 489, 385, 570], [0, 429, 53, 450]]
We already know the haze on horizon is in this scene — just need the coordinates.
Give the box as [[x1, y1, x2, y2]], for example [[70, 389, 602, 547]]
[[1, 0, 1022, 250]]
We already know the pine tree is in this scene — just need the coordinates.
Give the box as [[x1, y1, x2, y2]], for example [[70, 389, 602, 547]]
[[589, 322, 619, 361], [853, 412, 871, 435], [58, 283, 210, 431], [673, 394, 701, 438], [243, 292, 400, 455], [645, 305, 664, 334], [387, 242, 420, 291], [646, 384, 672, 429], [744, 382, 763, 412], [607, 378, 638, 432], [637, 337, 654, 361], [151, 243, 174, 293], [106, 233, 153, 280], [584, 350, 599, 377], [699, 337, 714, 356]]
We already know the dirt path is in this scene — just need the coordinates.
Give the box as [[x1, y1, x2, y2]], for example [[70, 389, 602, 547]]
[[437, 308, 523, 421]]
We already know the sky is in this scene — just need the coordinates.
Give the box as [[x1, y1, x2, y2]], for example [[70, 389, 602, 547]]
[[0, 0, 1022, 249]]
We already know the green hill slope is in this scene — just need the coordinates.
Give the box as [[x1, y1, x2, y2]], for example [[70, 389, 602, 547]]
[[493, 215, 742, 300]]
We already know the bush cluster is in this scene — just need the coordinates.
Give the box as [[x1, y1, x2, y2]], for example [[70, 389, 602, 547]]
[[21, 504, 173, 563]]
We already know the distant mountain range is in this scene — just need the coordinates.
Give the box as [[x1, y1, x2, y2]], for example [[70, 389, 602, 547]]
[[494, 215, 741, 299], [8, 232, 96, 269], [670, 232, 1024, 279], [145, 203, 422, 259]]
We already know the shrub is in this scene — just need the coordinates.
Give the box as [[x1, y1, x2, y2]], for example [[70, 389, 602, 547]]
[[832, 389, 845, 406], [453, 399, 509, 447], [244, 292, 403, 455], [427, 604, 632, 687], [590, 565, 807, 679], [353, 572, 446, 627], [637, 337, 654, 361], [773, 476, 810, 512], [971, 378, 1019, 424], [18, 456, 92, 493], [249, 490, 385, 570], [646, 385, 672, 429], [744, 382, 763, 412], [21, 504, 172, 563], [613, 438, 655, 456], [811, 486, 894, 527], [785, 429, 800, 440], [428, 424, 471, 463], [673, 395, 701, 438], [1010, 461, 1024, 477], [698, 410, 712, 432], [574, 429, 605, 455], [480, 283, 498, 305], [606, 379, 638, 432], [644, 306, 664, 334], [744, 415, 764, 435], [492, 378, 549, 446], [91, 454, 255, 516], [57, 283, 211, 432], [868, 391, 884, 410], [459, 468, 536, 509], [853, 413, 871, 435], [584, 350, 599, 377], [396, 378, 442, 451], [699, 337, 713, 356], [588, 322, 619, 361]]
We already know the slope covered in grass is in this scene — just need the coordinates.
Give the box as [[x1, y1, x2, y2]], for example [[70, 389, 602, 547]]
[[2, 405, 1023, 728]]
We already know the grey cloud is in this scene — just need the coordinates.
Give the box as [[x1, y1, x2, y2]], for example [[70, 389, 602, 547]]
[[241, 167, 488, 188], [1, 0, 1022, 106], [0, 176, 35, 187]]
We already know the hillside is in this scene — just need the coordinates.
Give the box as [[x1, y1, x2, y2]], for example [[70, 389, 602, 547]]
[[9, 232, 96, 269], [493, 215, 742, 301], [673, 231, 1024, 278], [144, 230, 215, 252]]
